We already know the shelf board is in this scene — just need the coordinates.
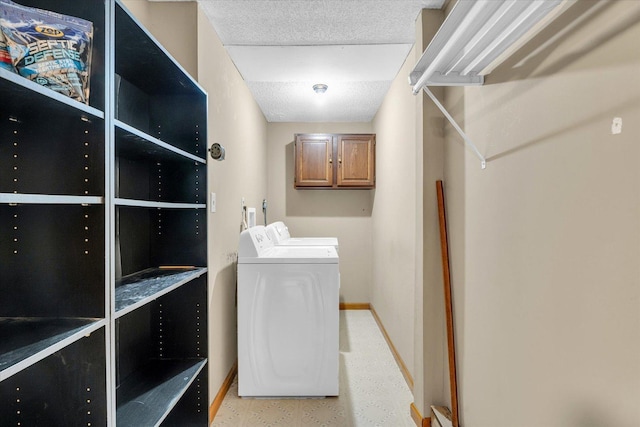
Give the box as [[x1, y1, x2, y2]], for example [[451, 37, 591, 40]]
[[115, 120, 207, 164], [115, 198, 206, 209], [116, 358, 207, 427], [0, 68, 104, 119], [115, 267, 207, 318], [0, 193, 104, 205], [0, 317, 106, 381]]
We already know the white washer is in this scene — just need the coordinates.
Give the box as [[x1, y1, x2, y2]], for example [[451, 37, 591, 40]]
[[266, 221, 339, 251], [237, 226, 339, 397]]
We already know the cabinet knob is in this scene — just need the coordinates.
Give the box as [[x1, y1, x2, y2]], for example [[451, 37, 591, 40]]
[[329, 158, 332, 163]]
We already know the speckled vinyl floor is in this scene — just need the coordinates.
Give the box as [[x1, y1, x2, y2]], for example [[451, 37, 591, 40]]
[[211, 310, 415, 427]]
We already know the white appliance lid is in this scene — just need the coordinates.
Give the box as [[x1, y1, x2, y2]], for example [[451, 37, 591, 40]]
[[239, 245, 338, 264], [278, 237, 339, 246], [239, 226, 338, 263]]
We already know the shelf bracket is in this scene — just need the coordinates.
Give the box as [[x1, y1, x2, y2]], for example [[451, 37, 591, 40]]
[[422, 86, 486, 169]]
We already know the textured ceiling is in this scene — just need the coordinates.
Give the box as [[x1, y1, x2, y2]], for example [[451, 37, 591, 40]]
[[159, 0, 447, 122]]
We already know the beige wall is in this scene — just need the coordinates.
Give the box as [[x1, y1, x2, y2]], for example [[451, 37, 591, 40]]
[[370, 44, 419, 386], [196, 9, 268, 400], [266, 123, 374, 303], [442, 1, 640, 425], [372, 9, 448, 417], [365, 10, 447, 417]]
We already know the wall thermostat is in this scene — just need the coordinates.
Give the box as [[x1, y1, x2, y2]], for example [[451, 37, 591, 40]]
[[209, 143, 226, 161]]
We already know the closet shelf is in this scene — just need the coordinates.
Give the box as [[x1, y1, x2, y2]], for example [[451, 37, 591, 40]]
[[116, 358, 207, 427], [409, 0, 565, 169], [410, 0, 564, 91], [115, 267, 207, 318], [0, 317, 105, 381]]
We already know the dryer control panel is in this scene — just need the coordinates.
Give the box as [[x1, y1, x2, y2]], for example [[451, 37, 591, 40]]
[[238, 226, 274, 258], [266, 221, 290, 243]]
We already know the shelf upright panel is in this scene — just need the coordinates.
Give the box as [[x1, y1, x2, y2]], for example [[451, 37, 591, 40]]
[[104, 0, 116, 424]]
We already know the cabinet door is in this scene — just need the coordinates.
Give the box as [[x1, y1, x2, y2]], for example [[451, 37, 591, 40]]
[[337, 135, 375, 188], [295, 134, 334, 187]]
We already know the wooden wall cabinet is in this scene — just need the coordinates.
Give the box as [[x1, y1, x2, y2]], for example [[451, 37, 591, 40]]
[[294, 133, 375, 189]]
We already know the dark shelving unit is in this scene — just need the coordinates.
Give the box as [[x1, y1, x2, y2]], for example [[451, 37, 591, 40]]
[[0, 0, 109, 421], [1, 0, 208, 424], [110, 1, 208, 425]]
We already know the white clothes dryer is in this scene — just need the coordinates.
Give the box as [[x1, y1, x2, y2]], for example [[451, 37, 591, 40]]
[[266, 221, 339, 251], [237, 226, 339, 397]]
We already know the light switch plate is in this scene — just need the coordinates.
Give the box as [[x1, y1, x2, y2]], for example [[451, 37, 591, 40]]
[[611, 117, 622, 135]]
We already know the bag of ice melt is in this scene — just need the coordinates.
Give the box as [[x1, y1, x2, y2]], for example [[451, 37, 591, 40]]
[[0, 29, 13, 71], [0, 0, 93, 103], [0, 0, 14, 71]]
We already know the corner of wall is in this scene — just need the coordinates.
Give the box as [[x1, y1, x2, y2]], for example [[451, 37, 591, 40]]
[[414, 6, 450, 419], [196, 5, 269, 404]]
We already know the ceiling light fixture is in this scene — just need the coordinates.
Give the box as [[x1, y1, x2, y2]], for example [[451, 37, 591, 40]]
[[312, 83, 328, 94]]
